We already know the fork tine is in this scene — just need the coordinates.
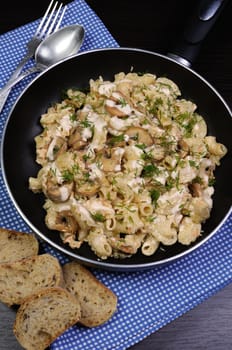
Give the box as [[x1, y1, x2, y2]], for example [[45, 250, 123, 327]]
[[38, 1, 60, 37], [46, 4, 67, 36], [52, 5, 67, 33], [34, 0, 56, 36]]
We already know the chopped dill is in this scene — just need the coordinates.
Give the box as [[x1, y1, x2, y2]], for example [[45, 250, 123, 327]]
[[91, 212, 106, 222], [142, 163, 160, 177]]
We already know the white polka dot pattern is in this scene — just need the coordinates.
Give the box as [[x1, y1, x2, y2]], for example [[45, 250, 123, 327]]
[[0, 1, 231, 350]]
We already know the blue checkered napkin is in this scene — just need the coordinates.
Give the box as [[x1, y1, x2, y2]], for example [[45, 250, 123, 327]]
[[0, 1, 231, 350]]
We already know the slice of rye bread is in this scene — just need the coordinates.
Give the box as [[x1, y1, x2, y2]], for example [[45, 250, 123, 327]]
[[63, 261, 117, 327], [14, 287, 81, 350], [0, 227, 39, 263], [0, 253, 63, 306]]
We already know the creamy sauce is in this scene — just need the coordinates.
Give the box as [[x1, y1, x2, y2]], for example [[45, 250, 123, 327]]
[[59, 186, 70, 202], [46, 138, 57, 161], [81, 127, 92, 141]]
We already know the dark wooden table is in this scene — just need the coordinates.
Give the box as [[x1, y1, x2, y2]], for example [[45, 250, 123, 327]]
[[1, 1, 231, 349]]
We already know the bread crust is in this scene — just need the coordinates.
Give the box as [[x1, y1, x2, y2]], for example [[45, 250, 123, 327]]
[[14, 287, 81, 350], [63, 261, 117, 327], [0, 227, 39, 263]]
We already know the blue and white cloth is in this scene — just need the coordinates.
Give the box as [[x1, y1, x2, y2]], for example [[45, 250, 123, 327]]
[[0, 1, 231, 349]]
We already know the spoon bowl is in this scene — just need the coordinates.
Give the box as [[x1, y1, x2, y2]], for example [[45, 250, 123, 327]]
[[0, 24, 85, 94], [36, 24, 85, 69]]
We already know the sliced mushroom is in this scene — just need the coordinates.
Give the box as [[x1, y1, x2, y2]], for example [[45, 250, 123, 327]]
[[100, 147, 125, 172], [125, 126, 153, 146], [46, 136, 67, 161], [46, 210, 78, 234], [105, 91, 132, 117], [189, 182, 203, 197], [46, 178, 73, 203], [68, 128, 87, 150]]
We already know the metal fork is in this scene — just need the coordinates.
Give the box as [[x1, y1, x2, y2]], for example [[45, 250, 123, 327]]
[[0, 0, 67, 114]]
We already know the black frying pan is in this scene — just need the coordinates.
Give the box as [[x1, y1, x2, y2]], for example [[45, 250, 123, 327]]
[[1, 2, 232, 271]]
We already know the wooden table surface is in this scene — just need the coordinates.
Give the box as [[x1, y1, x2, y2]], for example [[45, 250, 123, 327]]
[[0, 1, 231, 349]]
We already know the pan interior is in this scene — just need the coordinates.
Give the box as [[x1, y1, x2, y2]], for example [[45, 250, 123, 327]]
[[2, 49, 232, 270]]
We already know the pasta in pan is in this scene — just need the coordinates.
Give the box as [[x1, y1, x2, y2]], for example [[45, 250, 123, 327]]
[[29, 72, 227, 259]]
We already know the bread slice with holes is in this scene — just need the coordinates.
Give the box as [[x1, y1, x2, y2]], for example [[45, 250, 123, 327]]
[[63, 261, 117, 327], [0, 253, 63, 306], [14, 287, 81, 350], [0, 227, 39, 264]]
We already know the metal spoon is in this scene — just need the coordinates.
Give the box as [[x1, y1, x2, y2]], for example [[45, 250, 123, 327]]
[[0, 24, 85, 108]]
